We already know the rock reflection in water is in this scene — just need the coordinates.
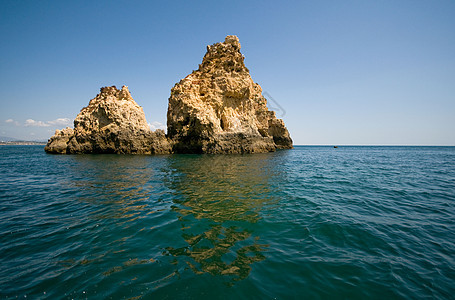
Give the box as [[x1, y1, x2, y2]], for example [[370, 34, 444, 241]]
[[166, 224, 266, 282], [69, 154, 164, 221], [58, 154, 171, 280], [165, 154, 280, 281]]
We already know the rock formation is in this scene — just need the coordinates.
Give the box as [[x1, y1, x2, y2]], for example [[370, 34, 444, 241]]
[[45, 86, 171, 154], [45, 36, 293, 155], [167, 35, 292, 154]]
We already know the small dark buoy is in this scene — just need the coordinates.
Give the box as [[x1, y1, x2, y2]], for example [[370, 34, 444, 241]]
[[333, 146, 338, 148]]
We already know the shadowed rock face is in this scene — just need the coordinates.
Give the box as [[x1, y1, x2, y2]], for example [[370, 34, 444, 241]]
[[167, 35, 293, 154], [45, 86, 171, 154]]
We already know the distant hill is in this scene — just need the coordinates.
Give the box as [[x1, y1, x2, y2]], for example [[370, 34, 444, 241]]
[[0, 140, 46, 145], [0, 136, 47, 145], [0, 136, 18, 142]]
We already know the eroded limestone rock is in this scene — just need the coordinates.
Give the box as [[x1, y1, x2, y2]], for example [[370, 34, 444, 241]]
[[167, 35, 292, 153], [45, 86, 171, 154], [45, 36, 293, 155]]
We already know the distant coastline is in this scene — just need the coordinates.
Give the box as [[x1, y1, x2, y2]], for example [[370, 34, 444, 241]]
[[0, 141, 46, 146]]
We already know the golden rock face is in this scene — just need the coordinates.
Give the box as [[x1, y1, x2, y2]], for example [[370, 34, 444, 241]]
[[167, 35, 293, 154], [45, 86, 171, 154]]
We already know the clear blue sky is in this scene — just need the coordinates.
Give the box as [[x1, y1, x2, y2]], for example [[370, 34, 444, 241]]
[[1, 0, 454, 145]]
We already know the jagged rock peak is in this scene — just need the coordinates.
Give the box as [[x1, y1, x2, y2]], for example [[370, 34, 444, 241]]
[[199, 35, 248, 74], [224, 35, 241, 48], [96, 85, 134, 101], [75, 85, 148, 133]]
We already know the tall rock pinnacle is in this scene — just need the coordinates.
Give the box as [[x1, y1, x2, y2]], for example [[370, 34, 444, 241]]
[[167, 35, 293, 153]]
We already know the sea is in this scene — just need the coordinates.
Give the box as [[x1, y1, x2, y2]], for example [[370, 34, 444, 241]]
[[0, 145, 454, 299]]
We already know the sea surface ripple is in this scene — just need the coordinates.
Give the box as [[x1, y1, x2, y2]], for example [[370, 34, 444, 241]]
[[0, 146, 454, 299]]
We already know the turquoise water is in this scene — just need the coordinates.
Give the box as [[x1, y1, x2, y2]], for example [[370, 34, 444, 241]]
[[0, 146, 454, 299]]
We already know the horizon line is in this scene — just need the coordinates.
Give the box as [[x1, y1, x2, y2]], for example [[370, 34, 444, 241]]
[[295, 144, 455, 147]]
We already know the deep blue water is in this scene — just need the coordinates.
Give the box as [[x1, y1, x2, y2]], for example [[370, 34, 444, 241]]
[[0, 145, 454, 299]]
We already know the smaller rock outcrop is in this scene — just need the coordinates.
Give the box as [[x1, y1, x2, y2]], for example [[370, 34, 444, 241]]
[[45, 86, 171, 154], [167, 35, 293, 153]]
